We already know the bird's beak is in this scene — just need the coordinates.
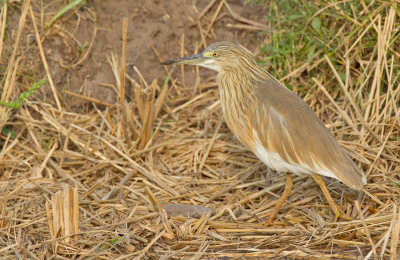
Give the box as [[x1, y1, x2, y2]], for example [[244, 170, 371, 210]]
[[161, 53, 207, 65]]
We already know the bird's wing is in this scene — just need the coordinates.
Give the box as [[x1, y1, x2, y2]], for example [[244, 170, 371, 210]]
[[252, 77, 365, 190]]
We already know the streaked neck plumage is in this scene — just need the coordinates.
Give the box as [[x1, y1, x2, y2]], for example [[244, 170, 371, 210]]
[[215, 59, 267, 150]]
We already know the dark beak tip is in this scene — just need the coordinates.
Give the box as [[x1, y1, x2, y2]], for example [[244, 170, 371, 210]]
[[161, 53, 204, 66], [160, 60, 175, 65]]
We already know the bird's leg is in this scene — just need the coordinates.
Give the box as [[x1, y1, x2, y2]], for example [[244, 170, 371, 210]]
[[265, 173, 293, 225], [311, 174, 352, 221]]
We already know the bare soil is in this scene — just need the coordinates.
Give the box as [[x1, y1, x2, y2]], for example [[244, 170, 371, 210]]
[[38, 0, 266, 107]]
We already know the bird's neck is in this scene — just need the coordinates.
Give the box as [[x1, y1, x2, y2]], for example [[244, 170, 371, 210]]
[[217, 68, 257, 117], [216, 67, 261, 149], [217, 64, 265, 97]]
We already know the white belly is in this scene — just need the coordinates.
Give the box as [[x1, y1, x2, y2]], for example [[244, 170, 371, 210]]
[[253, 139, 310, 175], [252, 131, 338, 180]]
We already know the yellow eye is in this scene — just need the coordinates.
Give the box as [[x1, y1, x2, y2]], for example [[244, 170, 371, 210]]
[[212, 52, 218, 57]]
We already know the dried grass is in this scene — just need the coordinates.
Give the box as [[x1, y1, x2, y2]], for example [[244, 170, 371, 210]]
[[0, 0, 399, 259]]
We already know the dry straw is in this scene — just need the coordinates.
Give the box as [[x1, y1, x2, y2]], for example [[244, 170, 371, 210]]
[[0, 0, 399, 259]]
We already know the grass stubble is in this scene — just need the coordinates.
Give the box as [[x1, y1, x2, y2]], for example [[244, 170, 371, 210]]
[[0, 0, 399, 259]]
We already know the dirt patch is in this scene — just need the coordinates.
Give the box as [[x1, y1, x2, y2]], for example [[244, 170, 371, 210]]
[[38, 0, 267, 107]]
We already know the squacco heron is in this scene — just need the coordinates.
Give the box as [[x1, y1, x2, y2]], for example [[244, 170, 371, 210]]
[[162, 42, 366, 224]]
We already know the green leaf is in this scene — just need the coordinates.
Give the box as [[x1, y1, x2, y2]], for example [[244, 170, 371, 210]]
[[338, 71, 346, 82], [312, 17, 321, 33], [307, 45, 316, 63], [110, 236, 124, 245], [0, 78, 47, 109], [1, 127, 16, 139]]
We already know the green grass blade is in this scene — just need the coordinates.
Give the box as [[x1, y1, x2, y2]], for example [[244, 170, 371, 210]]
[[46, 0, 85, 29]]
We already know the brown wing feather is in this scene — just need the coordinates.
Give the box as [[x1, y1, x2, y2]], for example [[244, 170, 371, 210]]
[[252, 77, 366, 190]]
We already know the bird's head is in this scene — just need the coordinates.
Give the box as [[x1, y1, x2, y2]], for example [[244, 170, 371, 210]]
[[161, 42, 257, 72]]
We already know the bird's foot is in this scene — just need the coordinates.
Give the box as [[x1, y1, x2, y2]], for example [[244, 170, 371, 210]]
[[311, 174, 353, 222], [333, 209, 353, 222]]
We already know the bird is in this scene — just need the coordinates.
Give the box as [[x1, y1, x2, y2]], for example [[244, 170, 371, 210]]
[[161, 41, 366, 224]]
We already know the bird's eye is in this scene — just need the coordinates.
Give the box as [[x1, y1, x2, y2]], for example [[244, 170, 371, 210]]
[[212, 52, 218, 57]]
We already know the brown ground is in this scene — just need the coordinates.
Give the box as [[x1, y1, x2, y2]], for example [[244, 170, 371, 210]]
[[39, 0, 266, 107], [1, 0, 399, 259]]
